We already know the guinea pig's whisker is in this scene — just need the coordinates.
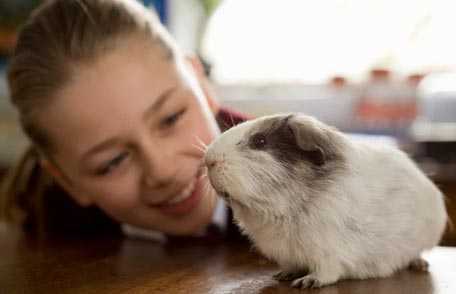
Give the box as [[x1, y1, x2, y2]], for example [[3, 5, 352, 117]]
[[203, 178, 215, 199], [192, 143, 206, 155], [193, 135, 208, 150], [201, 176, 209, 191], [193, 136, 209, 156], [198, 163, 208, 177], [229, 112, 235, 127], [203, 180, 209, 196], [220, 119, 230, 130]]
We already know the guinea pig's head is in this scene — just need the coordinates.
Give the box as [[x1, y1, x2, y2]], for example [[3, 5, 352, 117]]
[[204, 113, 348, 216]]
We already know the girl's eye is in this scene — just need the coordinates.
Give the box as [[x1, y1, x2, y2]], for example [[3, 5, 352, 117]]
[[160, 108, 187, 128], [95, 152, 129, 176]]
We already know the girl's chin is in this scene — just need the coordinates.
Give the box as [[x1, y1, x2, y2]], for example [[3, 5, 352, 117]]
[[168, 188, 217, 235], [135, 174, 218, 235]]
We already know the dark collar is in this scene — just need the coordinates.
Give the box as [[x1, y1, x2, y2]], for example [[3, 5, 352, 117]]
[[215, 106, 251, 132]]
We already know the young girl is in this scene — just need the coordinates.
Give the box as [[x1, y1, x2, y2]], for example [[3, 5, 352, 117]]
[[0, 0, 248, 238]]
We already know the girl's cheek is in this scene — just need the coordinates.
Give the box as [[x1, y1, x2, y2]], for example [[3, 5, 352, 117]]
[[177, 110, 208, 145], [202, 120, 217, 145], [95, 188, 138, 215], [91, 170, 140, 207]]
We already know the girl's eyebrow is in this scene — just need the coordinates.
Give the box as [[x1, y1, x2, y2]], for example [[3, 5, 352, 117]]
[[142, 86, 176, 122], [80, 86, 177, 164], [81, 137, 123, 166]]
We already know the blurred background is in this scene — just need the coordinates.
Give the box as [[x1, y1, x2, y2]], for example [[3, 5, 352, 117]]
[[1, 0, 455, 242]]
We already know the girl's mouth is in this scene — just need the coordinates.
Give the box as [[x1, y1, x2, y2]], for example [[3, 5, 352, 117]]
[[156, 171, 205, 216]]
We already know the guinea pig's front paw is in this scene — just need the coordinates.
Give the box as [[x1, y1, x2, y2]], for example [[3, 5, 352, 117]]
[[273, 270, 307, 281], [291, 274, 322, 288], [408, 257, 429, 272], [290, 273, 337, 289]]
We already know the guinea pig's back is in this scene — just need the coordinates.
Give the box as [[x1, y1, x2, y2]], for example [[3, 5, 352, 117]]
[[346, 141, 447, 254]]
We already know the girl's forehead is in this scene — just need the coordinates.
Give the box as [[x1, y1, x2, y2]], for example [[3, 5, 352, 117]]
[[82, 39, 175, 80], [41, 42, 181, 156]]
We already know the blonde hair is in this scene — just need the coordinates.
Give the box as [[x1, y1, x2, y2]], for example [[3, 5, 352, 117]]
[[1, 0, 179, 235]]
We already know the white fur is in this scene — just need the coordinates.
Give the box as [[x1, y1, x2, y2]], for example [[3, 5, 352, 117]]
[[205, 114, 447, 288]]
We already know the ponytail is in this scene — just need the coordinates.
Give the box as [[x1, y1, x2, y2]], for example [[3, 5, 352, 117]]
[[1, 146, 120, 236], [0, 145, 52, 234]]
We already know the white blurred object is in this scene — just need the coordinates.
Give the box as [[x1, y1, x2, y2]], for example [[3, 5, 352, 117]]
[[215, 83, 358, 131], [121, 224, 167, 243], [418, 72, 456, 123], [202, 0, 452, 84], [348, 133, 398, 148], [411, 121, 456, 142]]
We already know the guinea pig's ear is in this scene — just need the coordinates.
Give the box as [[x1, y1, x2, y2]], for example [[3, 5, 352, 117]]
[[285, 115, 326, 166], [301, 147, 325, 166]]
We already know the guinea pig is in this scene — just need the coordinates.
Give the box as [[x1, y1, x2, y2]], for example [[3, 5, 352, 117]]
[[204, 113, 447, 289]]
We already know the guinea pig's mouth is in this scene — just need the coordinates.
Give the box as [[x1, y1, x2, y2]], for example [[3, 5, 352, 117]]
[[217, 191, 247, 209], [217, 190, 239, 206], [219, 191, 231, 200]]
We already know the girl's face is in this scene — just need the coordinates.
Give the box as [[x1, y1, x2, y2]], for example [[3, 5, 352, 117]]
[[40, 39, 220, 235]]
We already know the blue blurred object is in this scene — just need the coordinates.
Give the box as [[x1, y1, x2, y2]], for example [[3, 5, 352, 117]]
[[0, 57, 6, 69], [141, 0, 168, 25]]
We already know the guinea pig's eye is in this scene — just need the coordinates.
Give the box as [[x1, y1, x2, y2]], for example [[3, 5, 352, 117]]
[[250, 133, 267, 149]]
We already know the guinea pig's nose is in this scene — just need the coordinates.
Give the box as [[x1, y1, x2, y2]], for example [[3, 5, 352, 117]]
[[205, 156, 223, 170], [205, 158, 218, 169]]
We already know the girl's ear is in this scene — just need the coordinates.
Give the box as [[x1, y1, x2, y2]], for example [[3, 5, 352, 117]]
[[40, 159, 93, 207], [186, 55, 220, 114]]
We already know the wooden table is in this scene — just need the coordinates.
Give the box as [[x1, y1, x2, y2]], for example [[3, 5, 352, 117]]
[[0, 224, 455, 294]]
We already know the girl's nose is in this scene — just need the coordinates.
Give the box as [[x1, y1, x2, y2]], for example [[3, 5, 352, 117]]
[[141, 146, 178, 190]]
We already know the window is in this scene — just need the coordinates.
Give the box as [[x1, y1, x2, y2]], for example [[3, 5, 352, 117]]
[[201, 0, 456, 84]]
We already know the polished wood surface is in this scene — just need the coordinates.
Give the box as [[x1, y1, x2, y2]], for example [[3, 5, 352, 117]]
[[0, 224, 455, 294], [438, 180, 456, 245]]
